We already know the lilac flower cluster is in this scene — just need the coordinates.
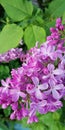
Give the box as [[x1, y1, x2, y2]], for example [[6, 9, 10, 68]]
[[0, 48, 23, 63], [0, 18, 65, 124]]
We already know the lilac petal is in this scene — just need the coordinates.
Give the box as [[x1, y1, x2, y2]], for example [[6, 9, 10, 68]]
[[52, 89, 60, 99], [26, 84, 35, 94], [11, 102, 18, 110], [2, 104, 8, 109], [40, 44, 47, 54], [29, 108, 36, 117], [47, 45, 52, 52], [37, 100, 47, 114], [38, 83, 48, 90], [55, 84, 64, 90], [35, 89, 43, 99], [47, 64, 54, 72], [22, 107, 28, 117], [10, 89, 26, 102], [1, 78, 10, 88], [55, 50, 62, 59], [42, 74, 50, 79], [27, 115, 38, 124], [32, 77, 39, 86], [54, 100, 63, 107], [19, 91, 26, 98], [44, 89, 51, 95], [12, 93, 19, 102], [10, 90, 19, 102], [1, 80, 8, 87], [53, 69, 64, 75], [6, 78, 10, 83], [10, 112, 16, 120], [38, 100, 47, 107], [49, 79, 56, 86]]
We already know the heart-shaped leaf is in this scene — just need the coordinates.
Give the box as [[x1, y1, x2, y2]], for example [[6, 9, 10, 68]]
[[0, 24, 23, 53], [24, 25, 46, 49], [0, 0, 33, 22]]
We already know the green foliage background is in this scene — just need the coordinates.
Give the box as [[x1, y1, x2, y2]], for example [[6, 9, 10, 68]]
[[0, 0, 65, 130]]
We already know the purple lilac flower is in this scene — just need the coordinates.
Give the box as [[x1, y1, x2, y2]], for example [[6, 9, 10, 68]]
[[0, 18, 65, 123], [0, 48, 24, 63]]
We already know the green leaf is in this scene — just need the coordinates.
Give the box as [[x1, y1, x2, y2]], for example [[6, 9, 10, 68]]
[[53, 112, 60, 120], [40, 113, 53, 127], [0, 0, 33, 22], [21, 118, 30, 128], [0, 65, 10, 79], [19, 19, 29, 29], [0, 128, 3, 130], [35, 16, 44, 25], [48, 0, 65, 18], [62, 12, 65, 24], [3, 106, 11, 117], [21, 117, 45, 130], [0, 24, 23, 53], [50, 123, 59, 130], [9, 59, 21, 70], [31, 122, 44, 130], [24, 25, 46, 49], [0, 123, 8, 130], [45, 20, 56, 35]]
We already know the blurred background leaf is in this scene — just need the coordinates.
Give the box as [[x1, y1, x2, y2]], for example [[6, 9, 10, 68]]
[[46, 0, 65, 18]]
